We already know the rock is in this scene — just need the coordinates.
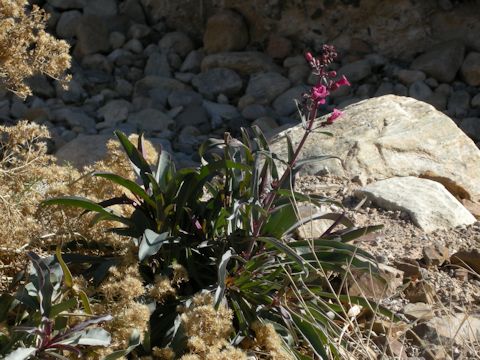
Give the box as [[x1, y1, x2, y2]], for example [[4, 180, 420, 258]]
[[393, 83, 408, 97], [123, 39, 143, 54], [266, 34, 292, 60], [269, 95, 480, 201], [201, 52, 281, 76], [272, 85, 308, 116], [56, 10, 82, 39], [128, 24, 151, 39], [176, 125, 205, 153], [372, 336, 407, 359], [422, 245, 449, 267], [55, 134, 113, 168], [109, 32, 126, 49], [337, 59, 372, 83], [74, 15, 110, 58], [26, 75, 55, 98], [52, 107, 96, 131], [245, 72, 291, 104], [394, 258, 423, 279], [447, 90, 470, 118], [403, 302, 434, 321], [460, 52, 480, 86], [175, 105, 209, 131], [472, 93, 480, 108], [450, 249, 480, 274], [374, 82, 394, 97], [404, 281, 436, 304], [202, 100, 240, 124], [410, 40, 465, 83], [203, 10, 249, 54], [133, 76, 188, 98], [459, 117, 480, 141], [97, 99, 131, 125], [180, 50, 204, 73], [288, 65, 310, 84], [119, 0, 146, 24], [241, 104, 268, 120], [168, 90, 203, 108], [460, 198, 480, 219], [356, 177, 476, 232], [55, 79, 86, 103], [114, 78, 133, 97], [159, 31, 194, 58], [81, 54, 112, 73], [83, 0, 118, 17], [251, 117, 279, 136], [396, 69, 426, 85], [127, 108, 174, 133], [408, 80, 433, 102], [145, 52, 171, 77], [192, 68, 243, 98], [47, 0, 86, 9], [348, 264, 404, 300], [418, 314, 480, 345]]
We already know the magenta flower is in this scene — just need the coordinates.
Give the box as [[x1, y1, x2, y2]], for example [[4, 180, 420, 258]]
[[305, 52, 313, 62], [311, 84, 329, 105], [327, 108, 343, 123], [330, 75, 351, 91]]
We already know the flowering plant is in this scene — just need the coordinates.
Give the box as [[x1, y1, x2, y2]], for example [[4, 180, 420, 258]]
[[40, 45, 390, 359]]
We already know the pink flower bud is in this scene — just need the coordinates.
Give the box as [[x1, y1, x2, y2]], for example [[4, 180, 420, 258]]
[[328, 71, 337, 78], [327, 108, 343, 123], [305, 52, 314, 62]]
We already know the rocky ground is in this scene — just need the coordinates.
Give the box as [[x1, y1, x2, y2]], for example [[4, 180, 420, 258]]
[[297, 175, 480, 360]]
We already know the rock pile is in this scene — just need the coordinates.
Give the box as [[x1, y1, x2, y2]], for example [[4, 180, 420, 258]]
[[0, 1, 479, 171]]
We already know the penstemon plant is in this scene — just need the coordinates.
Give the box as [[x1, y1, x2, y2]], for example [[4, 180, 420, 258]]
[[40, 45, 392, 359]]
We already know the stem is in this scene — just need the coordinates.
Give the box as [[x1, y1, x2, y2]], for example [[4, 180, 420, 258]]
[[246, 106, 318, 258]]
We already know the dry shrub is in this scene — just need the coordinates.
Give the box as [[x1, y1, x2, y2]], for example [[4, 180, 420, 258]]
[[0, 0, 71, 98]]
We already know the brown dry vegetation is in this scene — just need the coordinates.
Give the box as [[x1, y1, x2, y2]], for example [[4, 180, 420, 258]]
[[0, 0, 71, 98]]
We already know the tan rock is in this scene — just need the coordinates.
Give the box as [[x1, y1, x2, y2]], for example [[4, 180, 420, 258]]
[[422, 245, 449, 267], [203, 10, 249, 54], [348, 264, 403, 300], [403, 302, 434, 321], [269, 95, 480, 201], [450, 249, 480, 275]]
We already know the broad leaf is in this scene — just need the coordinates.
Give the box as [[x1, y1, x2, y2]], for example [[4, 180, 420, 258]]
[[139, 230, 170, 261]]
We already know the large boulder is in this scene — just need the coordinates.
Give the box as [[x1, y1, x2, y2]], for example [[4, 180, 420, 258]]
[[269, 95, 480, 201], [203, 10, 249, 54]]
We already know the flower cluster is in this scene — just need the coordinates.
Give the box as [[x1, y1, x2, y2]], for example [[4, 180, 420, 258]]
[[303, 45, 351, 124]]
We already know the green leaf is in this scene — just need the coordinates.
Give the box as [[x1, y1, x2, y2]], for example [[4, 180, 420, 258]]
[[102, 329, 141, 360], [114, 130, 152, 188], [286, 134, 295, 165], [78, 290, 93, 315], [5, 347, 37, 360], [27, 252, 53, 318], [139, 230, 170, 261], [93, 172, 155, 207], [214, 249, 233, 309], [256, 237, 308, 275], [56, 246, 72, 288], [50, 298, 77, 318], [42, 196, 132, 227], [76, 328, 111, 346], [0, 294, 14, 323], [154, 151, 172, 191], [291, 311, 329, 360], [325, 225, 383, 243]]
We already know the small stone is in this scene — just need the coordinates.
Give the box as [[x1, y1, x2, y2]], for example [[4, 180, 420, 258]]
[[109, 32, 126, 49], [216, 94, 229, 104], [272, 85, 308, 116], [266, 34, 292, 60], [411, 40, 465, 82], [174, 72, 194, 83], [127, 108, 174, 133], [288, 64, 310, 84], [168, 90, 203, 108], [175, 105, 210, 131], [201, 51, 281, 76], [241, 104, 268, 120], [372, 336, 408, 359], [123, 39, 143, 54], [245, 72, 291, 104], [55, 134, 113, 168], [127, 23, 151, 39], [404, 281, 436, 304], [145, 52, 171, 77], [459, 117, 480, 141], [450, 248, 480, 274], [460, 52, 480, 86], [74, 15, 110, 58], [393, 83, 408, 97], [202, 100, 240, 122], [403, 302, 434, 321], [56, 10, 82, 39], [394, 259, 423, 279], [203, 10, 249, 54], [472, 93, 480, 108], [192, 68, 243, 99], [97, 99, 131, 125], [409, 80, 433, 102], [251, 116, 278, 136], [396, 69, 426, 85], [180, 50, 204, 73], [460, 198, 480, 219], [47, 0, 86, 10], [159, 31, 194, 58], [374, 82, 394, 97], [83, 0, 117, 17], [348, 264, 404, 300], [422, 245, 449, 267], [338, 59, 372, 82], [448, 90, 471, 118], [114, 78, 133, 97], [454, 268, 469, 282]]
